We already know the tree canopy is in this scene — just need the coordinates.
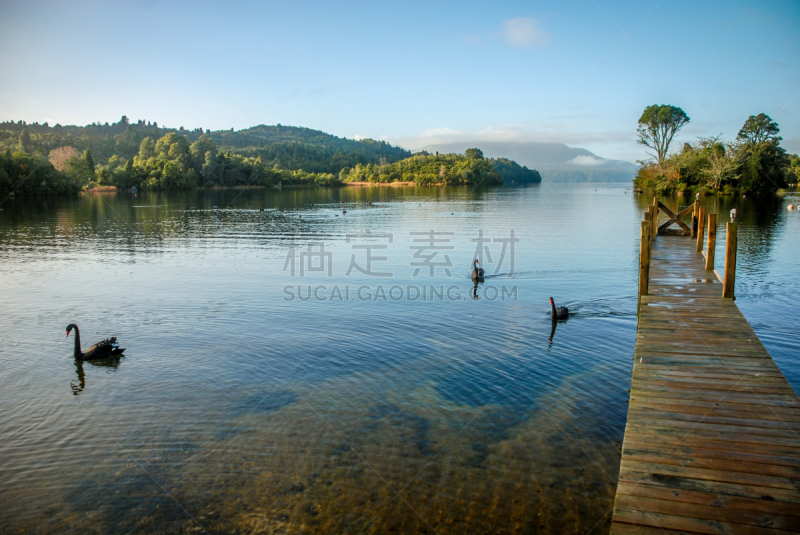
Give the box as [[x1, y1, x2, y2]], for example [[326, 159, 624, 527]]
[[637, 104, 690, 165], [736, 113, 781, 145], [465, 148, 484, 160], [341, 152, 504, 186]]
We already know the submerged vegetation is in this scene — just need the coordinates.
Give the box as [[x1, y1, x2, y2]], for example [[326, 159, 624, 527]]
[[0, 118, 539, 197], [634, 108, 798, 196]]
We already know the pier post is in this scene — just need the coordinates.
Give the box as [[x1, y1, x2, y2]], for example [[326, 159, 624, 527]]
[[705, 213, 717, 270], [690, 199, 698, 238], [652, 197, 659, 239], [639, 220, 651, 299], [695, 206, 706, 252], [723, 221, 737, 299]]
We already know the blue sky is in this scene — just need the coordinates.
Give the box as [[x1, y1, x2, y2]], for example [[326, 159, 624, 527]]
[[1, 0, 798, 162]]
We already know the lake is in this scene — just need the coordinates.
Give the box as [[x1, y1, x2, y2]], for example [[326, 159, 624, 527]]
[[1, 183, 798, 534]]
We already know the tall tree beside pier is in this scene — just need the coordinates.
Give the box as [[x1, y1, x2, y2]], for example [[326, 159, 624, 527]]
[[637, 104, 690, 166]]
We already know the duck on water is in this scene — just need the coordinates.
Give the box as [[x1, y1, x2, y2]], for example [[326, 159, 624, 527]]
[[66, 324, 125, 360]]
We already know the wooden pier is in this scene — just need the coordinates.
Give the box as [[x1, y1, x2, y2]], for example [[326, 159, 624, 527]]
[[610, 202, 800, 534]]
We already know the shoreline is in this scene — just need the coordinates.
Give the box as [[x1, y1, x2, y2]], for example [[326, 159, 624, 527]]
[[344, 181, 418, 187]]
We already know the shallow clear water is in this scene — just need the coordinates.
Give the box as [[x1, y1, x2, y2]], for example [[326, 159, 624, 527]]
[[0, 183, 797, 534]]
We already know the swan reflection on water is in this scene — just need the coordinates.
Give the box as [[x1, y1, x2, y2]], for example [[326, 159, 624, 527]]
[[548, 318, 569, 347], [471, 282, 481, 300], [71, 357, 122, 396]]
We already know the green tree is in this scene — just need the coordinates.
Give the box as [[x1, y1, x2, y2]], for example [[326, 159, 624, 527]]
[[788, 154, 800, 184], [64, 150, 97, 186], [190, 134, 217, 171], [696, 137, 737, 191], [465, 148, 484, 160], [83, 149, 95, 175], [733, 115, 789, 195], [17, 129, 32, 153], [138, 137, 155, 160], [201, 150, 218, 184], [736, 113, 781, 145], [0, 150, 82, 197], [737, 140, 789, 195], [637, 104, 690, 165]]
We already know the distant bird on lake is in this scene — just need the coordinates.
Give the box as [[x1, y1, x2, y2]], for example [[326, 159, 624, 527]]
[[550, 298, 569, 320], [66, 324, 125, 360], [472, 259, 485, 282], [343, 209, 347, 214], [789, 204, 795, 211]]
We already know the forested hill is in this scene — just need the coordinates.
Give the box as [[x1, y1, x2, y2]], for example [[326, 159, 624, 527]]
[[0, 117, 541, 196], [0, 117, 411, 174]]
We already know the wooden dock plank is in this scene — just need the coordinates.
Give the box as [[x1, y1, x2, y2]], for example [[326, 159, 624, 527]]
[[611, 235, 800, 534]]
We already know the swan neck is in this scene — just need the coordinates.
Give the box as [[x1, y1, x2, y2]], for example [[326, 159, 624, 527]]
[[72, 326, 82, 358], [550, 301, 556, 315]]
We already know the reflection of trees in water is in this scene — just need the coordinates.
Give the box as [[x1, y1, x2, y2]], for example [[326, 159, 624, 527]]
[[1, 187, 496, 257]]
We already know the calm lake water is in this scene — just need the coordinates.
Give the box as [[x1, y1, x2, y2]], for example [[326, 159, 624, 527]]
[[1, 183, 798, 534]]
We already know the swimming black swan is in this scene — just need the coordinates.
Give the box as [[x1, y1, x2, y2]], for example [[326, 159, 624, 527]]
[[66, 324, 125, 360], [550, 298, 569, 320], [472, 259, 485, 281]]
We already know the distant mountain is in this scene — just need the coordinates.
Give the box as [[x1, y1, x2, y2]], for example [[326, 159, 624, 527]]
[[421, 141, 637, 182]]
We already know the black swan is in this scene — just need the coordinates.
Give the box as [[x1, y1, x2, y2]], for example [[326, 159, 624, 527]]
[[66, 324, 125, 360], [472, 259, 485, 281], [550, 298, 569, 320]]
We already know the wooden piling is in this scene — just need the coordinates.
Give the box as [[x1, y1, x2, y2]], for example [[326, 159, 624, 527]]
[[705, 213, 716, 270], [723, 221, 737, 299], [690, 199, 698, 238], [639, 220, 651, 299], [652, 197, 659, 239], [695, 206, 705, 252]]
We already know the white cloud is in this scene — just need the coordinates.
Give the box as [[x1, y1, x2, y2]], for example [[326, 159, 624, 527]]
[[500, 18, 550, 48], [353, 134, 366, 140], [567, 155, 603, 166], [464, 17, 550, 49]]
